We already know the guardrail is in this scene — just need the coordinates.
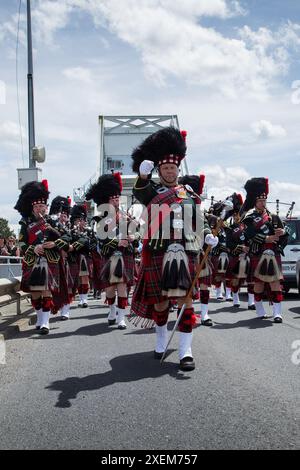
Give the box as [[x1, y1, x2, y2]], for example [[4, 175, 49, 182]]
[[0, 256, 22, 279], [0, 256, 29, 314]]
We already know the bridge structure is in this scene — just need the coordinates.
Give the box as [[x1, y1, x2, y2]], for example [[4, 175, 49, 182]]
[[73, 115, 189, 213]]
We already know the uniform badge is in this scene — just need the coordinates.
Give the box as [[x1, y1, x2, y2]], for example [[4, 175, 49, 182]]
[[175, 186, 188, 199]]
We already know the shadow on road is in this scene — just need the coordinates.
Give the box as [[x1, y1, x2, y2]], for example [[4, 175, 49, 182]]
[[35, 321, 128, 340], [289, 307, 300, 316], [207, 305, 249, 315], [46, 350, 189, 408], [211, 317, 274, 330]]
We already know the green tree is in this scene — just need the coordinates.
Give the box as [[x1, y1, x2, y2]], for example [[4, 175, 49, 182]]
[[0, 218, 15, 238]]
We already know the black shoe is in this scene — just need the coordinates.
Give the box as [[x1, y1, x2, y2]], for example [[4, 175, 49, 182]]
[[201, 318, 213, 326], [233, 304, 240, 308], [154, 351, 164, 360], [248, 304, 256, 310], [39, 327, 49, 335], [35, 326, 40, 330], [179, 356, 195, 371], [274, 316, 283, 323], [61, 316, 69, 321], [117, 324, 127, 330], [108, 319, 116, 325], [82, 302, 88, 308], [257, 315, 268, 319]]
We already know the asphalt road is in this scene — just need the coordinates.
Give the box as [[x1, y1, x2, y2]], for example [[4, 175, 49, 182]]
[[0, 290, 299, 450]]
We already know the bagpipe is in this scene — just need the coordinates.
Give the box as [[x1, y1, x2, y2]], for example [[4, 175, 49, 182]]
[[43, 214, 71, 241], [27, 217, 48, 245], [27, 213, 69, 245]]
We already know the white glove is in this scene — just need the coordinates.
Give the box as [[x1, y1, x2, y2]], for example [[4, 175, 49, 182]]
[[205, 233, 219, 247], [139, 160, 154, 176]]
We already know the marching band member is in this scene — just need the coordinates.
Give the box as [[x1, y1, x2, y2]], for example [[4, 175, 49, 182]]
[[86, 173, 135, 330], [208, 205, 232, 301], [69, 204, 93, 308], [130, 127, 218, 371], [225, 194, 248, 307], [178, 174, 214, 326], [240, 178, 288, 322], [48, 196, 73, 320], [15, 180, 69, 334]]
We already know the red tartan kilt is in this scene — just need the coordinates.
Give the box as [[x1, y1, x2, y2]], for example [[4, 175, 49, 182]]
[[21, 260, 61, 294], [133, 259, 140, 284], [197, 252, 212, 287], [96, 252, 135, 290], [86, 257, 93, 279], [68, 260, 80, 294], [226, 255, 245, 280], [248, 254, 282, 283], [131, 250, 198, 319], [124, 253, 135, 287], [48, 262, 61, 293], [210, 254, 227, 283], [69, 255, 93, 291], [52, 259, 69, 313], [20, 263, 33, 293], [91, 252, 105, 290], [64, 260, 75, 291]]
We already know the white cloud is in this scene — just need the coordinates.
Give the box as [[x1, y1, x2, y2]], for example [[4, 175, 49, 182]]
[[0, 13, 27, 48], [0, 80, 6, 105], [0, 120, 24, 140], [1, 0, 300, 228], [251, 120, 287, 139], [201, 165, 249, 208], [62, 66, 93, 84], [271, 181, 300, 204], [68, 1, 299, 98], [2, 1, 300, 99], [0, 120, 26, 152], [240, 22, 300, 51], [32, 1, 73, 46], [201, 165, 300, 216]]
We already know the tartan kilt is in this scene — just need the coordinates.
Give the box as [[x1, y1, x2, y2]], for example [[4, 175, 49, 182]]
[[131, 249, 198, 320], [197, 252, 212, 287], [125, 253, 136, 287], [69, 254, 93, 293], [21, 259, 61, 295], [68, 260, 79, 294], [133, 258, 141, 284], [91, 251, 104, 290], [64, 259, 75, 293], [226, 255, 246, 280], [84, 256, 93, 279], [20, 261, 33, 293], [97, 252, 135, 290], [248, 253, 283, 283], [210, 254, 227, 284], [52, 259, 69, 313]]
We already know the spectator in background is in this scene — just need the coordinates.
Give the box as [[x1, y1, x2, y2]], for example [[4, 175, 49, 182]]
[[6, 236, 20, 263], [0, 237, 9, 263]]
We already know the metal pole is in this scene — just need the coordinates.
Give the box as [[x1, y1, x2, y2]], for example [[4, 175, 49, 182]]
[[27, 0, 36, 168]]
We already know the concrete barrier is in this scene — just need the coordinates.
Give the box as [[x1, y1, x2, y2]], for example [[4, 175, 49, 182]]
[[0, 277, 29, 315]]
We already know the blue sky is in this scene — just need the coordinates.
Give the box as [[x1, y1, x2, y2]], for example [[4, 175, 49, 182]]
[[1, 0, 300, 229]]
